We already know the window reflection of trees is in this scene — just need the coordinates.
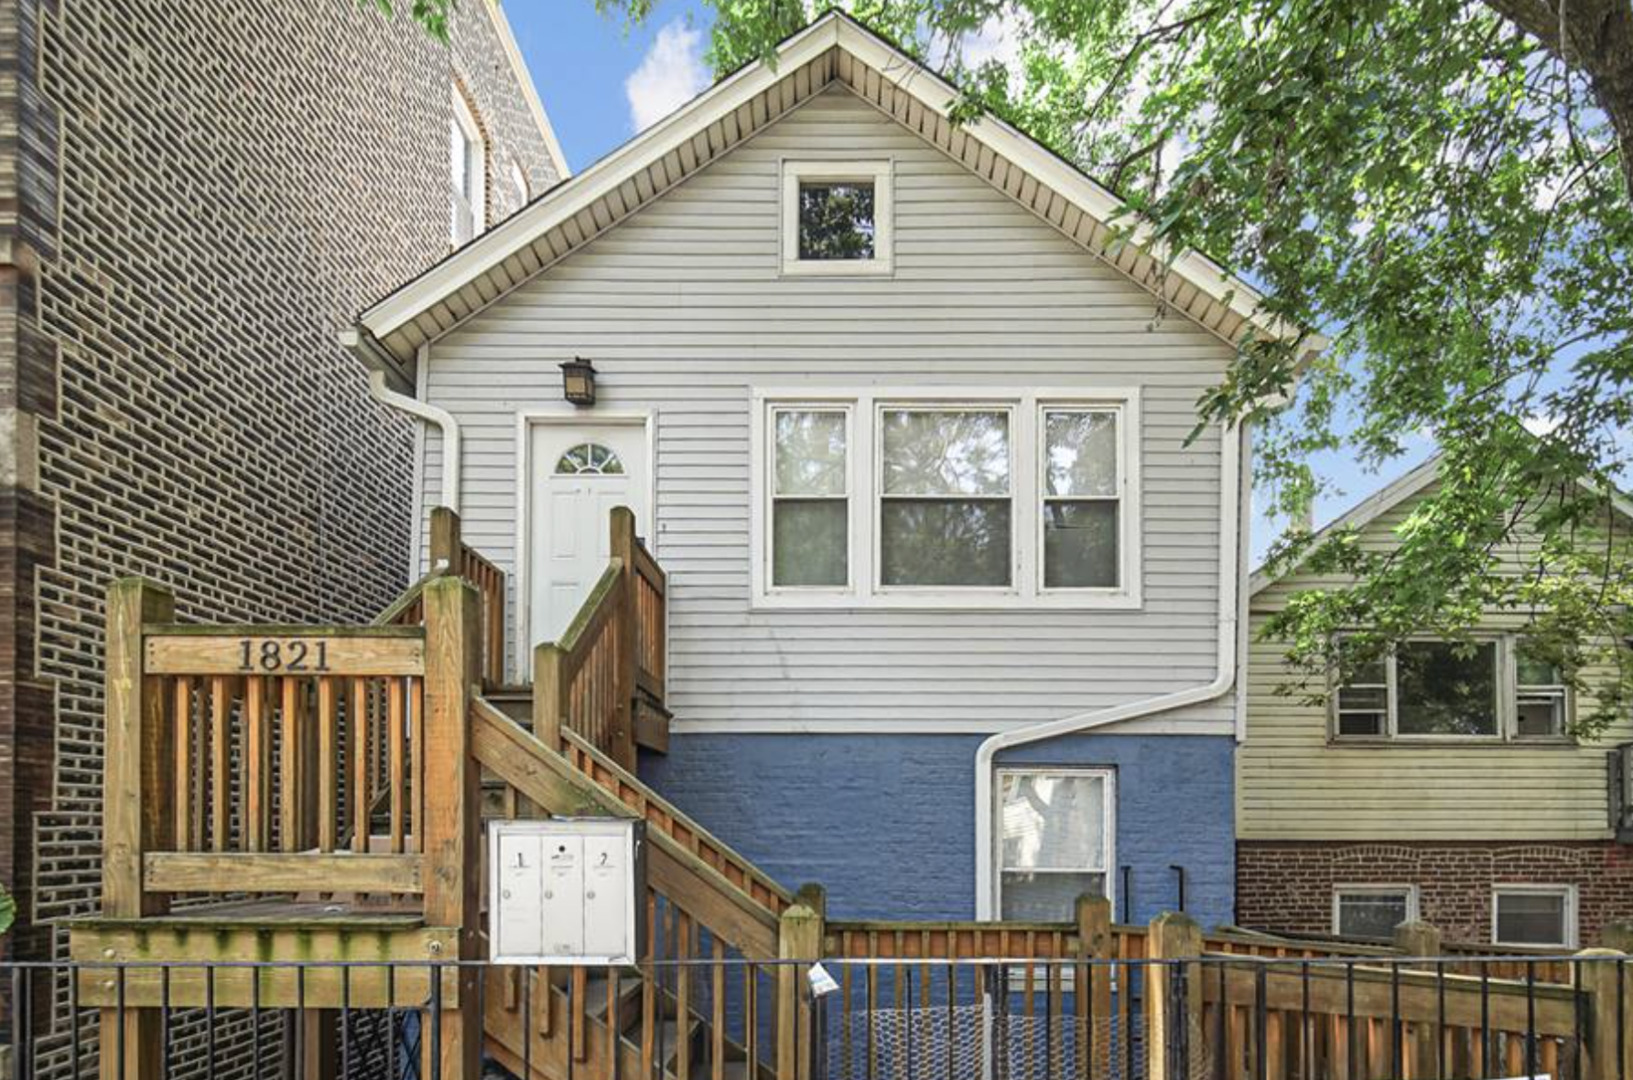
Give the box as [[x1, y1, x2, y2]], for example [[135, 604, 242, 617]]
[[798, 183, 875, 260]]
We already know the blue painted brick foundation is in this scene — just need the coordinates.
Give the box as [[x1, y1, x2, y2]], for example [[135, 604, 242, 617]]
[[638, 732, 1235, 928]]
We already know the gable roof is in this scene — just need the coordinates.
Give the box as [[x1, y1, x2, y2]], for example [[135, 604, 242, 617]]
[[346, 10, 1327, 390], [1247, 450, 1633, 598]]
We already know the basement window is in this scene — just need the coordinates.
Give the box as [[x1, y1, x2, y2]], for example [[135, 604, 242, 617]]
[[781, 160, 893, 275], [1492, 885, 1577, 948], [1332, 885, 1418, 941], [995, 768, 1114, 921]]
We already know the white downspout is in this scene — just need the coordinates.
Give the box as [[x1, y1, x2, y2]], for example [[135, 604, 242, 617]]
[[972, 419, 1247, 919], [366, 368, 462, 514]]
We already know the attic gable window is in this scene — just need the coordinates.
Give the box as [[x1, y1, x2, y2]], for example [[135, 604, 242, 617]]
[[781, 161, 893, 275]]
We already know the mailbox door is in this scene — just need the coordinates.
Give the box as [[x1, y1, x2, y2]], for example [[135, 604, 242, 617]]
[[495, 832, 545, 959], [582, 832, 629, 960], [541, 835, 586, 957]]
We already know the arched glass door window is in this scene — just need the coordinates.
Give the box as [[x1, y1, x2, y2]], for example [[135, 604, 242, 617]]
[[555, 442, 625, 476]]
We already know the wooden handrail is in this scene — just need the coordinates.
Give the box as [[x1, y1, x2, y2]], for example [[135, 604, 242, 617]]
[[471, 698, 784, 956], [534, 506, 667, 768], [373, 507, 507, 681]]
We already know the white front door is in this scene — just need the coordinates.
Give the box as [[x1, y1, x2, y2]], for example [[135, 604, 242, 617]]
[[528, 421, 650, 647]]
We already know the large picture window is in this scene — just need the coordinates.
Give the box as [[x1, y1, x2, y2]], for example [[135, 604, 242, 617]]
[[1333, 637, 1569, 741], [753, 391, 1141, 608], [996, 768, 1113, 921], [879, 408, 1012, 588]]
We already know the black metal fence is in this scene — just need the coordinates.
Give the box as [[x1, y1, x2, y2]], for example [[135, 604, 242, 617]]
[[2, 953, 1628, 1080]]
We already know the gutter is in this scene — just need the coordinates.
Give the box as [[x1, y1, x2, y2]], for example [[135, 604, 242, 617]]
[[972, 419, 1247, 919], [340, 330, 462, 513]]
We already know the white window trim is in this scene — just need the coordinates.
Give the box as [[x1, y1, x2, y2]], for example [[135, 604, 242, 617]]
[[1330, 635, 1573, 744], [992, 766, 1116, 921], [1331, 883, 1420, 938], [780, 159, 894, 276], [1491, 884, 1578, 949], [452, 90, 487, 241], [749, 387, 1143, 610]]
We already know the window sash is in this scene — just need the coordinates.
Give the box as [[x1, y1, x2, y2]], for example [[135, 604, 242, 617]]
[[769, 407, 851, 591], [877, 405, 1014, 591], [1492, 886, 1576, 948], [994, 768, 1115, 917], [1331, 885, 1417, 939], [1040, 406, 1123, 591]]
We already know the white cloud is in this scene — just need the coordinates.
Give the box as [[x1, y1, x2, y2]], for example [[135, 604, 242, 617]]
[[1523, 413, 1561, 437], [625, 20, 710, 134]]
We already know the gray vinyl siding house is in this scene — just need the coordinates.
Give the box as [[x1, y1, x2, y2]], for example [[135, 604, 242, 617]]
[[350, 12, 1322, 924]]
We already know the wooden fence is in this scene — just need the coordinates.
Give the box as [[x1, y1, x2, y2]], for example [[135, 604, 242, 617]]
[[103, 579, 433, 910]]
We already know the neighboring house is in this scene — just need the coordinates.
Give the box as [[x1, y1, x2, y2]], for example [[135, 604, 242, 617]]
[[346, 11, 1321, 928], [1238, 455, 1633, 948], [0, 0, 564, 1058]]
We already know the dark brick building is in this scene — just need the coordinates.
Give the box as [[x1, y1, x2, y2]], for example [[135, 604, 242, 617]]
[[0, 0, 564, 1065]]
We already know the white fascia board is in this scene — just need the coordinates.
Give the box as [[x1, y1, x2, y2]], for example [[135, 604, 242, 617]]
[[361, 10, 1325, 359], [831, 20, 1326, 355], [358, 15, 844, 340]]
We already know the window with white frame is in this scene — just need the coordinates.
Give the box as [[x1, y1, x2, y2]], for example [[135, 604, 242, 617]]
[[1333, 636, 1569, 740], [770, 407, 850, 589], [1041, 408, 1122, 589], [755, 392, 1139, 607], [996, 768, 1113, 921], [879, 407, 1012, 588], [1492, 885, 1577, 948], [781, 161, 893, 275], [450, 92, 486, 244], [1332, 885, 1418, 940], [511, 159, 530, 209]]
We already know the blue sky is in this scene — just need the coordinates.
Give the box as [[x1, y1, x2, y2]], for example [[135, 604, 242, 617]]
[[505, 2, 1425, 563]]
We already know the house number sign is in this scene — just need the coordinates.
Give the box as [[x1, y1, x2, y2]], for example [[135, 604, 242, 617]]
[[144, 633, 425, 676]]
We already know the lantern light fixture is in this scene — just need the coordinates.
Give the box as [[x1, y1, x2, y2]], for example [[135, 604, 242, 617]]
[[559, 356, 597, 406]]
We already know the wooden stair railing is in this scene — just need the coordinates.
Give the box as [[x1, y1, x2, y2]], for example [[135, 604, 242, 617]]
[[534, 505, 668, 769], [376, 506, 507, 687], [100, 578, 433, 909], [470, 696, 816, 1079]]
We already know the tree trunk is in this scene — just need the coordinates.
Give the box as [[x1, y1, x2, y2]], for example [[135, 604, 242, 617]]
[[1483, 0, 1633, 197]]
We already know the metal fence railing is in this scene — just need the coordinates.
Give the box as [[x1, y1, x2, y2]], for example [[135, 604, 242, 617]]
[[1, 952, 1628, 1080]]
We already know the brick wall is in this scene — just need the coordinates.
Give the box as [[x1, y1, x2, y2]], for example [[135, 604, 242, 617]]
[[1237, 840, 1633, 946], [0, 0, 563, 1067]]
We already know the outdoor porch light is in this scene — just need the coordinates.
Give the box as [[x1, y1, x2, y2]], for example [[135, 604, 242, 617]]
[[560, 356, 597, 406]]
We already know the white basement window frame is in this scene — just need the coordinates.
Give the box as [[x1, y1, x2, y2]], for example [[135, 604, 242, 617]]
[[993, 766, 1116, 922], [451, 90, 487, 245], [1491, 884, 1578, 949], [749, 388, 1143, 610], [1330, 635, 1572, 743], [1331, 884, 1419, 941], [780, 159, 894, 276]]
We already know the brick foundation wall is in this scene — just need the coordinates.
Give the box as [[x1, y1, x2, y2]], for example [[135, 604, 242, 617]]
[[1237, 840, 1633, 946], [0, 0, 564, 1069]]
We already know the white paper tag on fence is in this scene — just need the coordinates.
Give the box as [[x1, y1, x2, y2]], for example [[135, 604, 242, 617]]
[[808, 963, 840, 997]]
